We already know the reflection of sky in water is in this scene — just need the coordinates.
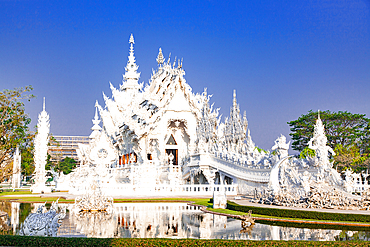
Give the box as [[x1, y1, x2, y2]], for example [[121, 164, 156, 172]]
[[1, 202, 370, 241]]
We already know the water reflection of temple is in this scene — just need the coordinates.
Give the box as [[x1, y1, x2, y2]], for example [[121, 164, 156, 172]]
[[59, 203, 367, 241], [2, 202, 370, 241]]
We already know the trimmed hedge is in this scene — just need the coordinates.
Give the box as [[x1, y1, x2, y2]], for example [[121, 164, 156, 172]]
[[256, 220, 370, 231], [227, 201, 370, 223], [0, 235, 369, 247]]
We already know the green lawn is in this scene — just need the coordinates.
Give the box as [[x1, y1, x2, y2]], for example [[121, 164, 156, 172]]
[[0, 191, 33, 196]]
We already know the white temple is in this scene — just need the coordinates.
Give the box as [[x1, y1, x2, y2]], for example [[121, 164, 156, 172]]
[[31, 98, 51, 193], [52, 34, 365, 204]]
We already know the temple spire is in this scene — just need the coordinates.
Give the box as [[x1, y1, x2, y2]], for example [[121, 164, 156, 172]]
[[156, 48, 164, 66], [233, 90, 237, 108], [31, 97, 50, 193], [43, 97, 45, 111], [90, 101, 102, 139], [121, 34, 141, 92], [129, 33, 134, 44]]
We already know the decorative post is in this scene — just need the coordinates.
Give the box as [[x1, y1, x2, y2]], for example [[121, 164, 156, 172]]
[[12, 146, 22, 189]]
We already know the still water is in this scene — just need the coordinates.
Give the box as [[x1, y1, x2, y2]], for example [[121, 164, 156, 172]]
[[1, 201, 369, 241]]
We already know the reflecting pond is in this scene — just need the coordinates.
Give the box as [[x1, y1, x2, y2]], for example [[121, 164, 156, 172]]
[[1, 201, 370, 241]]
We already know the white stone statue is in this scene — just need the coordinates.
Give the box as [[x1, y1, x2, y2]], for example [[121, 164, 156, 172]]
[[308, 112, 335, 169], [271, 134, 290, 160], [19, 199, 66, 237], [74, 180, 113, 213], [343, 169, 356, 193]]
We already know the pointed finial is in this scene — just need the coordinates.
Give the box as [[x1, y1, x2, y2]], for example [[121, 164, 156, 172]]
[[156, 48, 164, 65], [167, 53, 171, 65], [91, 101, 102, 133], [173, 56, 177, 68], [43, 97, 45, 111], [94, 103, 99, 120], [233, 90, 237, 107], [129, 34, 135, 44], [318, 109, 320, 120], [121, 33, 140, 91]]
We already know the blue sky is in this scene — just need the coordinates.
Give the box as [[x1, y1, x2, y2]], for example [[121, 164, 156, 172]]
[[1, 0, 369, 151]]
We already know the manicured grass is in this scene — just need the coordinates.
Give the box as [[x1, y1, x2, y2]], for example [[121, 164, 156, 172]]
[[0, 235, 368, 246], [227, 201, 370, 223], [192, 199, 370, 226], [0, 191, 33, 196], [0, 196, 74, 203]]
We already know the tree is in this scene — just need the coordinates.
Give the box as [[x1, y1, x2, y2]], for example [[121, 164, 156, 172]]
[[20, 133, 35, 177], [333, 144, 370, 173], [298, 146, 316, 159], [0, 86, 35, 182], [288, 110, 370, 153], [57, 157, 77, 175], [288, 110, 370, 172]]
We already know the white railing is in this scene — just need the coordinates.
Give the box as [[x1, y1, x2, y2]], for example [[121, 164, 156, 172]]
[[114, 203, 202, 213], [98, 184, 238, 196], [352, 183, 370, 193], [207, 155, 270, 183]]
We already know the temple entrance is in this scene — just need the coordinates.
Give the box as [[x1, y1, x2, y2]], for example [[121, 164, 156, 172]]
[[165, 134, 178, 166], [166, 149, 178, 166]]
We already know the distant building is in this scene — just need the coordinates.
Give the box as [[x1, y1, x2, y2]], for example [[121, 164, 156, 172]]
[[48, 136, 89, 163]]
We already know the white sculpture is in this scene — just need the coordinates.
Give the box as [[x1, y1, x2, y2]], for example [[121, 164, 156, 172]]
[[74, 180, 113, 213], [308, 111, 335, 170], [240, 210, 255, 232], [19, 199, 66, 236], [258, 113, 370, 210], [343, 169, 357, 193], [31, 98, 51, 193], [271, 135, 290, 160]]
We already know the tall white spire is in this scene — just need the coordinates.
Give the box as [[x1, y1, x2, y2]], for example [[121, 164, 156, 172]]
[[31, 98, 51, 193], [90, 101, 102, 139], [233, 90, 237, 108], [156, 48, 164, 66], [121, 34, 141, 92], [224, 90, 248, 149], [313, 110, 326, 142]]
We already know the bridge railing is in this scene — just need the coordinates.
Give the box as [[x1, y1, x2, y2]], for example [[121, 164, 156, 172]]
[[97, 184, 238, 196], [206, 155, 271, 183], [352, 183, 370, 194]]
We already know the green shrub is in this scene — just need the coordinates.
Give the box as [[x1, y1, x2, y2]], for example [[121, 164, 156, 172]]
[[0, 235, 369, 247], [227, 201, 370, 223]]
